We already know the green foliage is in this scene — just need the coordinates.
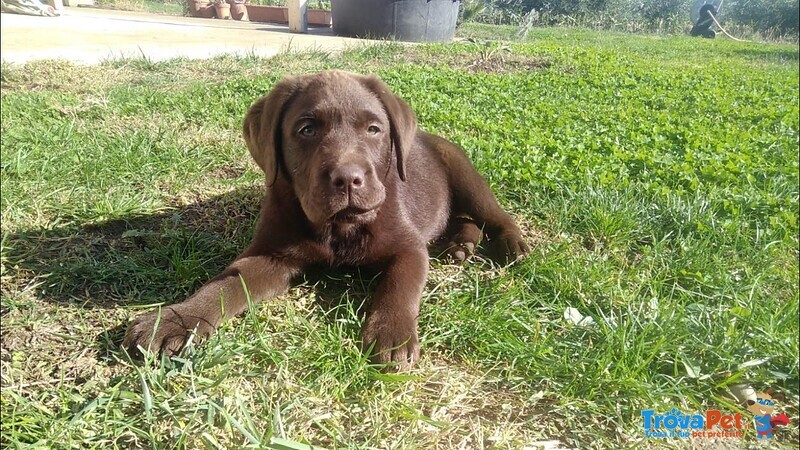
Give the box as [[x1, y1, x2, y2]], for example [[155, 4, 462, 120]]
[[460, 0, 800, 38], [726, 0, 800, 36]]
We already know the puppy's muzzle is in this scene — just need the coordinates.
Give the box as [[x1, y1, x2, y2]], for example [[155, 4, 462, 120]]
[[330, 163, 366, 195]]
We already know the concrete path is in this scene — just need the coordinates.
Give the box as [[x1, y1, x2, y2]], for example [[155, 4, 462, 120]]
[[0, 6, 368, 65]]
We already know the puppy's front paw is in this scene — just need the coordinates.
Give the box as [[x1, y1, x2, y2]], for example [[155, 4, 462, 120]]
[[122, 306, 216, 357], [491, 226, 530, 263], [361, 311, 420, 371]]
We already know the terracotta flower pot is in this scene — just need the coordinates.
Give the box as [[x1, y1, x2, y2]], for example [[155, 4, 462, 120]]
[[214, 1, 231, 19], [187, 0, 199, 15], [189, 0, 215, 18], [245, 4, 287, 23], [244, 5, 329, 26], [228, 0, 248, 21], [307, 8, 331, 27]]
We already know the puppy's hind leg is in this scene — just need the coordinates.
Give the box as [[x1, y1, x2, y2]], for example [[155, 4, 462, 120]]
[[442, 215, 482, 262], [445, 153, 529, 262]]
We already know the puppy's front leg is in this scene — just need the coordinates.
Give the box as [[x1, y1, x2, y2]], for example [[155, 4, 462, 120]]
[[361, 247, 428, 371], [123, 253, 298, 356]]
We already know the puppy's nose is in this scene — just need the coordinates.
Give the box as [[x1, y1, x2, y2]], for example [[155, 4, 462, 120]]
[[331, 165, 365, 192]]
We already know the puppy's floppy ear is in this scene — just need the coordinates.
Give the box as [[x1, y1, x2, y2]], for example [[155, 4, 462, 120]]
[[243, 76, 302, 186], [358, 74, 417, 182]]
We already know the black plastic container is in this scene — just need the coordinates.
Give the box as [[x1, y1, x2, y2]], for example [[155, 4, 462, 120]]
[[331, 0, 460, 43]]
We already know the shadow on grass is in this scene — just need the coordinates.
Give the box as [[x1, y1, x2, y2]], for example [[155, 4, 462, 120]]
[[729, 45, 800, 61], [3, 184, 380, 310], [4, 186, 261, 310], [2, 185, 390, 350]]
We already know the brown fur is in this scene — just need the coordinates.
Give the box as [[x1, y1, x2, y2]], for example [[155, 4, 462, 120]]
[[123, 71, 529, 370]]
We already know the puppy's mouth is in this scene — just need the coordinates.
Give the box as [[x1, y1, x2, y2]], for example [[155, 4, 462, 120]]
[[331, 205, 378, 223]]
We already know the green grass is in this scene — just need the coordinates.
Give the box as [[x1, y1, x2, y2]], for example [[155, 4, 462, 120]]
[[1, 29, 798, 448], [95, 0, 186, 16]]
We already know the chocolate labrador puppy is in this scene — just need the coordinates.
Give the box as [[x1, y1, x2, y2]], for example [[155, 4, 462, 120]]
[[123, 71, 528, 370]]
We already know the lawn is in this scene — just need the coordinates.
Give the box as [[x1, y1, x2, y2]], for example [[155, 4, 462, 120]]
[[1, 25, 798, 448]]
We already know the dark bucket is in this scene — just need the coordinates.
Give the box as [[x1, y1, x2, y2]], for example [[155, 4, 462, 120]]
[[331, 0, 460, 43]]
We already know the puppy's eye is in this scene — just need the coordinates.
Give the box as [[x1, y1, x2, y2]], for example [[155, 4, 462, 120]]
[[367, 125, 381, 135], [299, 124, 316, 137]]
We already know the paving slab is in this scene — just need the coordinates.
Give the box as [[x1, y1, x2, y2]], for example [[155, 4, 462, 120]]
[[0, 6, 369, 65]]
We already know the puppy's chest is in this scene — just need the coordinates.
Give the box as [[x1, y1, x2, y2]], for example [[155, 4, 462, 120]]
[[320, 224, 372, 266]]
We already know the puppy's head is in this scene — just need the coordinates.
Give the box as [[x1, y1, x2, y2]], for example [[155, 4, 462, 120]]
[[243, 71, 416, 227]]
